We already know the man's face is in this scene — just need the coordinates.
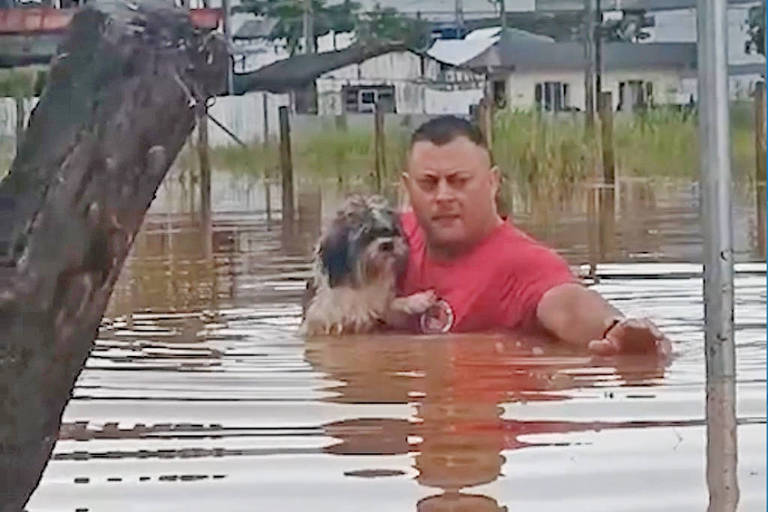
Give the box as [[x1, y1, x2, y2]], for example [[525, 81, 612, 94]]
[[403, 136, 500, 254]]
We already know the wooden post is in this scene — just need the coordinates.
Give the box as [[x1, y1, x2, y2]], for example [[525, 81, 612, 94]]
[[474, 98, 493, 148], [586, 184, 599, 281], [197, 106, 213, 257], [197, 107, 212, 225], [262, 93, 271, 222], [279, 106, 294, 226], [15, 96, 25, 154], [599, 91, 615, 185], [755, 81, 766, 257], [262, 92, 269, 147], [374, 103, 385, 192], [483, 97, 493, 149]]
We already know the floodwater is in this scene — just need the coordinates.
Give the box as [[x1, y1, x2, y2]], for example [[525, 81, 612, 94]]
[[27, 171, 766, 511]]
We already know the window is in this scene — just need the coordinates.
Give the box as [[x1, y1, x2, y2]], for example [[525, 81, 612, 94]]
[[619, 80, 654, 111], [342, 85, 396, 113], [492, 79, 507, 108], [534, 82, 570, 112]]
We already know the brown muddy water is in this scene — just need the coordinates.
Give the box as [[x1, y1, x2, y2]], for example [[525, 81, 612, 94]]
[[27, 171, 766, 511]]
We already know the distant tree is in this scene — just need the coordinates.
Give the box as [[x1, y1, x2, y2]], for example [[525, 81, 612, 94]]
[[356, 4, 430, 50], [236, 0, 360, 55], [745, 3, 765, 56], [236, 0, 428, 54]]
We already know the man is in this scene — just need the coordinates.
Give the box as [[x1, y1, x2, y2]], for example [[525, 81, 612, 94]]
[[397, 115, 671, 357]]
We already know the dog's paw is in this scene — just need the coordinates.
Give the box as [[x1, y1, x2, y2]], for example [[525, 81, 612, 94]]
[[392, 290, 437, 316]]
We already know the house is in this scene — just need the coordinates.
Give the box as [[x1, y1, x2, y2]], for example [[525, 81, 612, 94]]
[[466, 37, 698, 111], [234, 43, 485, 116], [314, 48, 484, 115]]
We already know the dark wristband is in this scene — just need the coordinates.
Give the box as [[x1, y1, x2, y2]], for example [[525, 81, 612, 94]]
[[602, 317, 623, 339]]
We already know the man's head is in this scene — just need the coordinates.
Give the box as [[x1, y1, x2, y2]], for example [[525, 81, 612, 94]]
[[402, 115, 501, 258]]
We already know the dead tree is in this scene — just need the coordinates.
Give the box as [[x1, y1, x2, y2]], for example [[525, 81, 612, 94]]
[[0, 2, 226, 510]]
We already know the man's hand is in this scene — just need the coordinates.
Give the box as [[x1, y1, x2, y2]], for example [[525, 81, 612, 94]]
[[588, 316, 672, 358], [536, 283, 672, 358]]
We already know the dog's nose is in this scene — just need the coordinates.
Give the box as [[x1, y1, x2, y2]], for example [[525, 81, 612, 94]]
[[380, 240, 394, 252]]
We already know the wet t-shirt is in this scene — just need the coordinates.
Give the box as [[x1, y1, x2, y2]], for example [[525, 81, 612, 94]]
[[399, 211, 576, 333]]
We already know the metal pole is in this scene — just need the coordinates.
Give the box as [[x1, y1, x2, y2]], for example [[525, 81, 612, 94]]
[[594, 0, 602, 98], [697, 0, 739, 510], [455, 0, 464, 34], [500, 0, 507, 31], [221, 0, 233, 94], [583, 0, 595, 131]]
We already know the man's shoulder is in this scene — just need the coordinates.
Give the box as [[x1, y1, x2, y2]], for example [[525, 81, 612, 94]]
[[492, 222, 570, 269]]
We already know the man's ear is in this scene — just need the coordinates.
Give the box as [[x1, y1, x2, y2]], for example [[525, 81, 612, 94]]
[[489, 165, 501, 197]]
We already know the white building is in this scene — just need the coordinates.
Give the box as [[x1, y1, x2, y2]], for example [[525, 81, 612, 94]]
[[462, 38, 698, 111], [314, 50, 484, 115]]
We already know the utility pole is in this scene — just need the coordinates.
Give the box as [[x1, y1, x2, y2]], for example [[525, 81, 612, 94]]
[[222, 0, 233, 94], [500, 0, 507, 32], [455, 0, 465, 35], [583, 0, 595, 130], [303, 0, 315, 54], [595, 0, 603, 101]]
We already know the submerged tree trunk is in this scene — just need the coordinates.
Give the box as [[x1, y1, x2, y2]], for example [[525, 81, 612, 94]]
[[0, 3, 226, 510]]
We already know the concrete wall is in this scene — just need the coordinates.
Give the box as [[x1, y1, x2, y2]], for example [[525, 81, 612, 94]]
[[504, 68, 693, 111]]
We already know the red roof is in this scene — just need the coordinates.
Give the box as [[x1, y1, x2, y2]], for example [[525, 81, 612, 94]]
[[0, 7, 221, 35]]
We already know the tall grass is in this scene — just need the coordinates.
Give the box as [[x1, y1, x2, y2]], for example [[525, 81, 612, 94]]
[[203, 103, 758, 198]]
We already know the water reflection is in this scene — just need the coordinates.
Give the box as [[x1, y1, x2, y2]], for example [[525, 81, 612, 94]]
[[306, 333, 668, 510]]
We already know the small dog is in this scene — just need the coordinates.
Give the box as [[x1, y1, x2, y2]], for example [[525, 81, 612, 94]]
[[301, 195, 435, 336]]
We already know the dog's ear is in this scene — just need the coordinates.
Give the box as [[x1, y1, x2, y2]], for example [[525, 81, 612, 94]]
[[319, 221, 352, 287]]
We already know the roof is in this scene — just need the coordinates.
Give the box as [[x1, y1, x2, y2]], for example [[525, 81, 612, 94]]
[[427, 26, 553, 67], [234, 42, 409, 94], [464, 40, 698, 72]]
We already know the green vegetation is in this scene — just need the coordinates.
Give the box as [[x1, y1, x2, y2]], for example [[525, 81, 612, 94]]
[[234, 0, 428, 54], [0, 68, 47, 98], [202, 103, 758, 196]]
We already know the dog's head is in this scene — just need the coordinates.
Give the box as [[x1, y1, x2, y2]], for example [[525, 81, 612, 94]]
[[317, 195, 408, 288]]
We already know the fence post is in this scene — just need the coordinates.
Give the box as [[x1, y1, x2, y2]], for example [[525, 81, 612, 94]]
[[279, 106, 294, 226], [197, 107, 211, 222], [374, 103, 385, 192], [754, 81, 766, 257], [196, 106, 213, 257], [599, 91, 616, 185], [262, 94, 271, 222], [586, 184, 599, 281]]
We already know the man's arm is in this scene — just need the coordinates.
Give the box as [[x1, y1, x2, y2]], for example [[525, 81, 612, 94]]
[[536, 283, 671, 357]]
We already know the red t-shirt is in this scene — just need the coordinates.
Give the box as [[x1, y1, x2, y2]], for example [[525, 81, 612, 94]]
[[399, 211, 576, 333]]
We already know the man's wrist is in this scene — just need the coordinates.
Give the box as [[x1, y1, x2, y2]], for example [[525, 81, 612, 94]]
[[602, 316, 625, 339]]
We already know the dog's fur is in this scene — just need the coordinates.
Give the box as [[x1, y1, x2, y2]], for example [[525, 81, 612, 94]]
[[301, 195, 434, 336]]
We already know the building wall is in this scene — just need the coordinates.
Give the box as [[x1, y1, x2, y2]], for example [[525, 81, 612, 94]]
[[316, 51, 484, 115], [503, 68, 693, 111]]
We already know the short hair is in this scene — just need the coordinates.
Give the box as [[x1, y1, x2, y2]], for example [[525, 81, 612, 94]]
[[409, 115, 488, 152]]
